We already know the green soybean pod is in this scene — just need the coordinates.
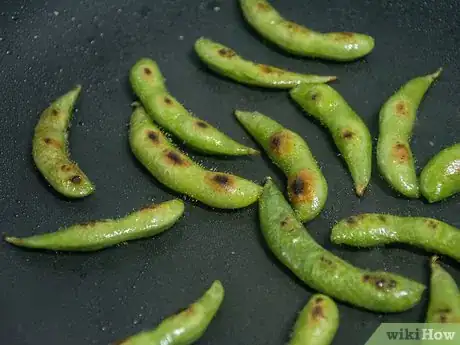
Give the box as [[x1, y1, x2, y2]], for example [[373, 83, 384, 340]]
[[129, 105, 262, 209], [194, 37, 336, 89], [421, 143, 460, 203], [130, 58, 257, 156], [235, 110, 327, 222], [4, 199, 184, 252], [288, 294, 339, 345], [239, 0, 375, 61], [290, 83, 372, 196], [259, 178, 425, 312], [114, 280, 224, 345], [331, 214, 460, 262], [33, 85, 94, 198], [426, 257, 460, 323], [377, 69, 442, 198]]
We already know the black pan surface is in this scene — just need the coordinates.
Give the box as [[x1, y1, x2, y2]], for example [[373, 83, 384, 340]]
[[0, 0, 459, 344]]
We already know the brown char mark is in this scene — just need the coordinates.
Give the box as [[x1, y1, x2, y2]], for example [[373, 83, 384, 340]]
[[395, 101, 409, 116], [269, 131, 293, 156], [289, 170, 315, 203], [362, 274, 397, 290], [218, 48, 236, 58], [195, 121, 209, 128], [43, 137, 62, 149], [70, 175, 82, 184], [311, 305, 324, 320], [144, 67, 152, 75], [256, 1, 270, 10], [424, 219, 438, 229], [164, 150, 189, 166], [206, 173, 235, 192], [393, 143, 410, 163], [342, 130, 354, 139], [164, 97, 173, 105], [147, 130, 160, 143]]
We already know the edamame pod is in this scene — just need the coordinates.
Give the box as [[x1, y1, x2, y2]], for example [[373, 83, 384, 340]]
[[421, 143, 460, 203], [33, 86, 94, 198], [239, 0, 375, 61], [4, 199, 184, 251], [377, 69, 442, 198], [290, 84, 372, 196], [129, 105, 262, 209], [194, 37, 336, 89], [331, 214, 460, 262], [426, 257, 460, 323], [288, 294, 339, 345], [115, 280, 224, 345], [130, 58, 257, 156], [259, 178, 425, 312], [235, 110, 327, 222]]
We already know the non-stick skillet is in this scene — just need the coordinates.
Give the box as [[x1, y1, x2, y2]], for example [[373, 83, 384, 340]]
[[0, 0, 459, 344]]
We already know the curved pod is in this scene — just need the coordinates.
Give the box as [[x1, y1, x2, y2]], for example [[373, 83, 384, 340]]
[[194, 37, 336, 88], [129, 105, 262, 209], [33, 86, 94, 198], [115, 280, 224, 345], [130, 58, 257, 156], [236, 110, 327, 222], [239, 0, 375, 61], [331, 214, 460, 262], [259, 179, 425, 312], [5, 199, 184, 251], [377, 69, 442, 198], [290, 83, 372, 196], [421, 143, 460, 203]]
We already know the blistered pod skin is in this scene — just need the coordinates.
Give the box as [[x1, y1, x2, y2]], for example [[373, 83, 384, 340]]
[[331, 214, 460, 262], [426, 257, 460, 323], [288, 294, 339, 345], [115, 280, 224, 345], [129, 105, 262, 209], [421, 143, 460, 203], [194, 37, 337, 89], [32, 86, 94, 198], [259, 179, 425, 312], [235, 110, 327, 222], [130, 58, 258, 156], [239, 0, 375, 61], [377, 69, 442, 198], [4, 199, 184, 251], [290, 84, 372, 196]]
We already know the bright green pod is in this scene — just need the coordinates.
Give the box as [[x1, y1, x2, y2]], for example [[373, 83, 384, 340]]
[[377, 69, 442, 198], [290, 84, 372, 196], [32, 86, 94, 198], [235, 110, 327, 222], [4, 199, 184, 251], [115, 280, 224, 345], [426, 257, 460, 323], [288, 294, 339, 345], [259, 178, 425, 313], [239, 0, 375, 61], [130, 58, 257, 156], [421, 143, 460, 203], [129, 105, 262, 209], [331, 214, 460, 262], [194, 37, 336, 89]]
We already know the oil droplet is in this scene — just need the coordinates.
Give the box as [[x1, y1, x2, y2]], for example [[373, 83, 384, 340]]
[[101, 326, 108, 332], [53, 11, 59, 16], [214, 6, 221, 12]]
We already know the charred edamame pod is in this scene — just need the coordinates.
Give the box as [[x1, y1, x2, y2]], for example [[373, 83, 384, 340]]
[[290, 83, 372, 196], [377, 69, 442, 198], [235, 110, 327, 222], [239, 0, 375, 61], [129, 105, 262, 209], [194, 37, 336, 89], [5, 199, 184, 251], [130, 58, 258, 156], [259, 178, 425, 312], [33, 86, 94, 198]]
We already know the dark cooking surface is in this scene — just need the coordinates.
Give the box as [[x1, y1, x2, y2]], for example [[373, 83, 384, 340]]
[[0, 0, 459, 344]]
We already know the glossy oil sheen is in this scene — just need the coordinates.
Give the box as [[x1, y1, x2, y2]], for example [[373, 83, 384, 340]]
[[236, 110, 327, 222], [129, 106, 262, 209], [288, 294, 339, 345], [116, 280, 224, 345], [194, 37, 336, 88], [4, 199, 184, 251], [259, 179, 425, 312], [130, 58, 258, 156], [377, 69, 442, 198], [421, 143, 460, 203], [290, 83, 372, 196], [331, 214, 460, 262], [32, 86, 94, 198], [239, 0, 375, 61]]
